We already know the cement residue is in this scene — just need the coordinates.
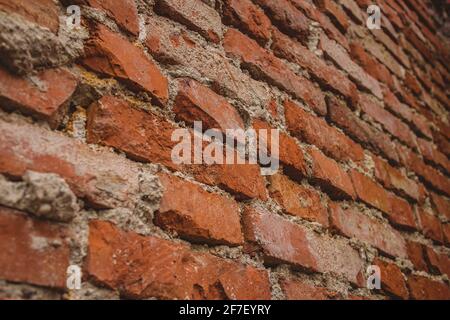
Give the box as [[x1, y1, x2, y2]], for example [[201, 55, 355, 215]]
[[0, 11, 87, 75], [0, 171, 79, 222]]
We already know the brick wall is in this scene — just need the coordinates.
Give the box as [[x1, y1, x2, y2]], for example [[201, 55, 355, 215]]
[[0, 0, 449, 300]]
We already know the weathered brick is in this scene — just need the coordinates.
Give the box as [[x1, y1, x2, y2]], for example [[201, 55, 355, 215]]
[[83, 24, 169, 105], [407, 275, 450, 300], [396, 143, 450, 197], [145, 15, 270, 109], [417, 208, 444, 243], [269, 174, 328, 226], [0, 66, 77, 129], [280, 278, 338, 300], [340, 0, 365, 24], [253, 119, 308, 179], [320, 33, 383, 99], [382, 87, 432, 139], [424, 247, 450, 278], [431, 193, 450, 220], [351, 25, 405, 79], [190, 161, 268, 201], [155, 174, 243, 246], [0, 207, 69, 289], [315, 0, 350, 32], [87, 96, 179, 170], [349, 42, 395, 91], [285, 99, 365, 164], [330, 203, 407, 258], [0, 0, 59, 33], [0, 116, 144, 209], [350, 170, 416, 229], [443, 224, 450, 245], [242, 206, 364, 285], [174, 78, 244, 131], [308, 148, 356, 200], [291, 0, 349, 51], [224, 29, 326, 115], [222, 0, 272, 45], [404, 71, 422, 96], [271, 29, 358, 105], [77, 0, 139, 35], [372, 155, 421, 202], [253, 0, 309, 42], [358, 93, 416, 149], [328, 97, 400, 163], [373, 258, 409, 299], [406, 241, 428, 272], [86, 220, 271, 299], [417, 138, 450, 174], [155, 0, 222, 43]]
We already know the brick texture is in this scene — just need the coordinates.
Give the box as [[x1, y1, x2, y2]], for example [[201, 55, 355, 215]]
[[0, 0, 449, 301]]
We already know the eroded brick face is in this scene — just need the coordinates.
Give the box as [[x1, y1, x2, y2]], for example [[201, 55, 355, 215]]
[[0, 0, 449, 301]]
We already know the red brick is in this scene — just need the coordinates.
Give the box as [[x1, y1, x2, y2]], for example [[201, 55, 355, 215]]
[[407, 275, 450, 300], [433, 131, 450, 158], [0, 66, 77, 129], [328, 97, 400, 163], [373, 259, 409, 299], [404, 71, 422, 95], [308, 148, 356, 200], [430, 193, 450, 220], [86, 220, 271, 299], [87, 96, 179, 170], [280, 278, 338, 300], [87, 96, 267, 200], [417, 138, 450, 174], [285, 99, 365, 164], [349, 42, 395, 91], [253, 0, 309, 42], [372, 29, 410, 69], [372, 155, 421, 202], [330, 203, 407, 258], [340, 0, 365, 24], [396, 143, 450, 197], [443, 224, 450, 245], [269, 174, 328, 226], [350, 170, 416, 229], [358, 93, 416, 149], [271, 29, 358, 106], [78, 0, 139, 35], [315, 0, 350, 32], [155, 0, 222, 43], [243, 207, 364, 285], [190, 161, 268, 201], [0, 117, 144, 209], [83, 24, 168, 105], [174, 78, 244, 132], [224, 29, 326, 115], [417, 208, 444, 243], [253, 119, 308, 179], [0, 207, 69, 289], [0, 0, 59, 33], [424, 247, 450, 278], [353, 26, 405, 79], [382, 87, 432, 139], [320, 33, 383, 100], [222, 0, 272, 45], [155, 174, 243, 246], [145, 15, 270, 108], [406, 241, 428, 272], [291, 0, 349, 51]]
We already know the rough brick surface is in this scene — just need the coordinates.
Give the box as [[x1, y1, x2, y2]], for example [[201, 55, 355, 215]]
[[87, 220, 270, 299], [155, 173, 243, 246], [0, 206, 69, 289], [1, 0, 449, 301], [0, 67, 77, 128]]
